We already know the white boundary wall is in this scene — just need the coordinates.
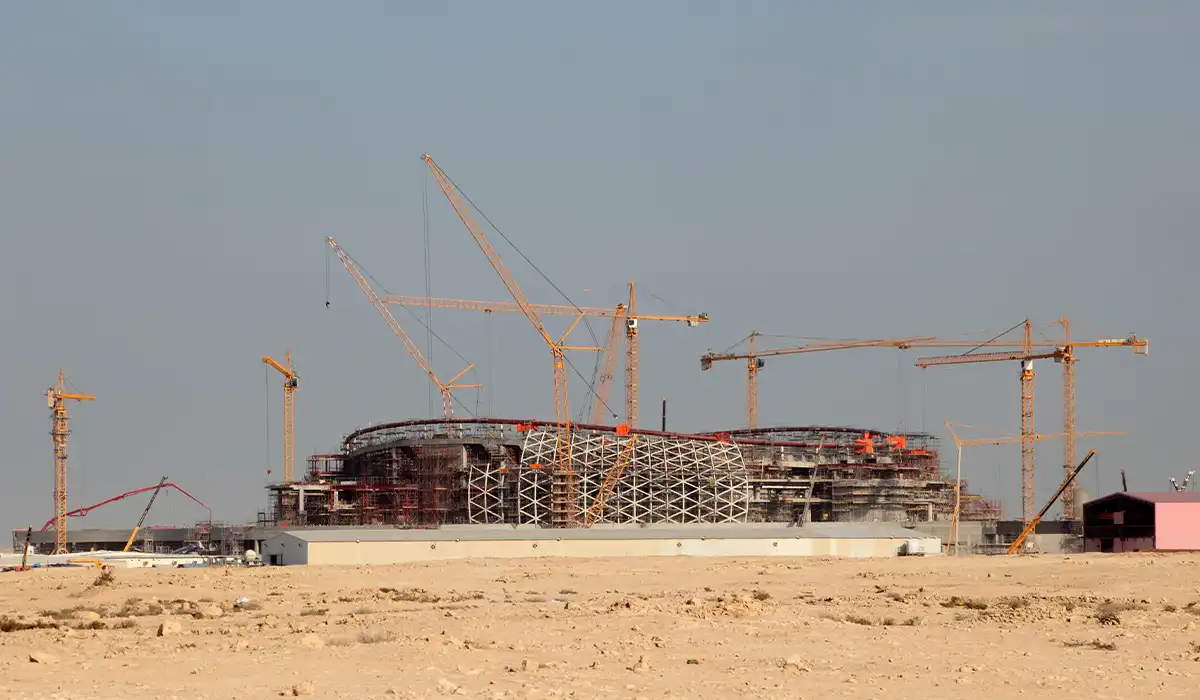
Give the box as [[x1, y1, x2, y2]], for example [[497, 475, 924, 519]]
[[264, 532, 941, 566]]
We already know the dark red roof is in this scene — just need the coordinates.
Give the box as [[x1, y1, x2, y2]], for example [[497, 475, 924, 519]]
[[1087, 492, 1200, 505]]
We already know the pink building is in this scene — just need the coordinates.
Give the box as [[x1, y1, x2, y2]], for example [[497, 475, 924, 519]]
[[1083, 492, 1200, 553]]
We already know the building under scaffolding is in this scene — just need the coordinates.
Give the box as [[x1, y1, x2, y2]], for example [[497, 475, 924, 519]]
[[719, 427, 1000, 523], [264, 418, 998, 528]]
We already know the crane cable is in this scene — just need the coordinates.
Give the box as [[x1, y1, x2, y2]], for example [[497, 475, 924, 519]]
[[439, 168, 614, 415], [423, 170, 435, 418], [264, 364, 272, 483], [326, 241, 479, 417]]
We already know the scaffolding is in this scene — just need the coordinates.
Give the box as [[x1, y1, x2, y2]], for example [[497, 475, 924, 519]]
[[265, 417, 996, 529]]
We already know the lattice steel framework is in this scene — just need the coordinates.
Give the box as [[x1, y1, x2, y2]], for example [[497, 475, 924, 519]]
[[269, 418, 999, 529], [477, 429, 751, 526], [466, 461, 505, 524]]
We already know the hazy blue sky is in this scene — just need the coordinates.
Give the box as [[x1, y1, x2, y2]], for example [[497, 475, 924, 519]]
[[1, 1, 1196, 532]]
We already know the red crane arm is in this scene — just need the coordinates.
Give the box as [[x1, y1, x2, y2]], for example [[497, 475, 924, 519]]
[[42, 483, 210, 531]]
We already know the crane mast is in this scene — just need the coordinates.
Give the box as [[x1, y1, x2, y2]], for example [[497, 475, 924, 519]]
[[263, 351, 299, 483], [624, 282, 639, 427], [46, 369, 95, 555]]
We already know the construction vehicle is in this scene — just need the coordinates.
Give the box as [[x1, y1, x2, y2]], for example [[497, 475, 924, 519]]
[[1008, 450, 1097, 554], [917, 319, 1147, 523], [123, 476, 168, 553], [943, 424, 1122, 554]]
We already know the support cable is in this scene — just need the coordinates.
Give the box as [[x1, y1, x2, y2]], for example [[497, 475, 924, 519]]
[[956, 319, 1027, 357], [264, 364, 272, 482], [439, 169, 612, 410], [422, 170, 435, 418], [340, 247, 478, 417]]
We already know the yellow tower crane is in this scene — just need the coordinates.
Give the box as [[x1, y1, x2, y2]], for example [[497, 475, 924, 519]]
[[699, 322, 1147, 475], [700, 335, 940, 429], [423, 153, 599, 526], [1055, 317, 1149, 520], [46, 369, 95, 555], [384, 285, 708, 426], [263, 350, 299, 484], [916, 319, 1147, 523]]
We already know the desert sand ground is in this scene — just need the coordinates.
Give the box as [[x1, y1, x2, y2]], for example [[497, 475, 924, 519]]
[[2, 553, 1199, 699]]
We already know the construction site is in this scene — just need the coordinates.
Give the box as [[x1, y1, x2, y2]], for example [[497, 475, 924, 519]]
[[264, 419, 999, 530], [14, 154, 1151, 560], [246, 155, 1146, 541], [5, 9, 1192, 700]]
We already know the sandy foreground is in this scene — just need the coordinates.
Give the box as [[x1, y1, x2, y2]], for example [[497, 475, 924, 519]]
[[1, 554, 1198, 699]]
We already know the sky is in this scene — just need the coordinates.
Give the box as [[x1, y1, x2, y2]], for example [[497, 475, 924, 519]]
[[1, 1, 1196, 533]]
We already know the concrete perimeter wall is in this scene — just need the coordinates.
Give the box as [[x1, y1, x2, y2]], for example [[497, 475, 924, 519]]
[[265, 534, 941, 566]]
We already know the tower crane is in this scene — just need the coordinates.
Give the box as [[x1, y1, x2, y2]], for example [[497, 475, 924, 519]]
[[918, 322, 1062, 524], [384, 283, 709, 426], [916, 319, 1147, 524], [45, 369, 95, 555], [700, 331, 1089, 430], [262, 350, 299, 484], [942, 422, 1124, 554], [1055, 317, 1149, 519], [700, 334, 941, 429], [327, 237, 480, 425], [700, 324, 1146, 449], [423, 153, 598, 526]]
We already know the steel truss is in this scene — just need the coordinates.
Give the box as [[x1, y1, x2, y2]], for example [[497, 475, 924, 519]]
[[474, 429, 750, 526]]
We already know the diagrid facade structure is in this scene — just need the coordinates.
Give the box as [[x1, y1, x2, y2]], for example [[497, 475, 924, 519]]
[[504, 429, 749, 525]]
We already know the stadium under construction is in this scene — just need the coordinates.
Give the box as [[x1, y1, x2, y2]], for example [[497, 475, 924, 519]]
[[263, 417, 1000, 529]]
